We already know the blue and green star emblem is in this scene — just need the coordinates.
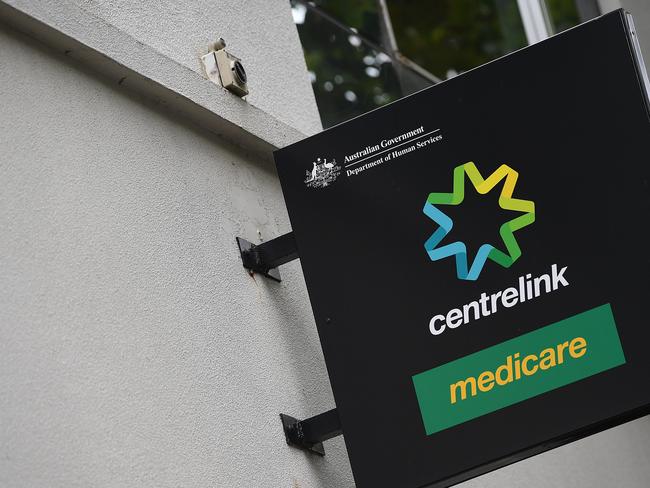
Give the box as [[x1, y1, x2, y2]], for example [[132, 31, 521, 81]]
[[424, 162, 536, 281]]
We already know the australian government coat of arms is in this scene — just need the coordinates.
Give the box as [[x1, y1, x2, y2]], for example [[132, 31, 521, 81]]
[[304, 157, 341, 189]]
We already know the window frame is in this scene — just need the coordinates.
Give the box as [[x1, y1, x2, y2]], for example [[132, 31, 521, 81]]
[[517, 0, 602, 43]]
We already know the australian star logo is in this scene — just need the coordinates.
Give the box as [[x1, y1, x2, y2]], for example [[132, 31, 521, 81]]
[[423, 162, 535, 281], [304, 157, 341, 189]]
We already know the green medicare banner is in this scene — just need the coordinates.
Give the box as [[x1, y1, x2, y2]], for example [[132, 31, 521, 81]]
[[412, 304, 625, 435]]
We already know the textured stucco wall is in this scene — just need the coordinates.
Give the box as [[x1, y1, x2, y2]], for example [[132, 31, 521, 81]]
[[1, 0, 322, 141], [0, 26, 351, 488], [67, 0, 322, 135], [3, 4, 650, 488]]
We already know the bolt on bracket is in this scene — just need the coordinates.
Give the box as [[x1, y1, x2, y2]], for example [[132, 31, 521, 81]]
[[280, 409, 342, 456], [236, 232, 299, 282]]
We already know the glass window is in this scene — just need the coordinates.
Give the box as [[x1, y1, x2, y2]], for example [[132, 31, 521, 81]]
[[544, 0, 580, 33], [291, 0, 434, 128], [544, 0, 600, 34], [386, 0, 528, 80], [306, 0, 383, 47], [291, 0, 600, 127]]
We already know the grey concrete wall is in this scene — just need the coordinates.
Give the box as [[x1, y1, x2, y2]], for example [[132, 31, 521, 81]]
[[0, 25, 351, 488], [67, 0, 322, 135], [2, 3, 650, 488]]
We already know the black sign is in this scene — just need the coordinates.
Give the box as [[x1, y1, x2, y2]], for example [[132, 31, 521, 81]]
[[274, 10, 650, 488]]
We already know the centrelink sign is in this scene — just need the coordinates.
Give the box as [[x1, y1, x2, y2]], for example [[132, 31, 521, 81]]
[[274, 10, 650, 488]]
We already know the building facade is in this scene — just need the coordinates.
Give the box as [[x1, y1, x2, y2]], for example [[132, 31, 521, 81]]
[[1, 1, 649, 487]]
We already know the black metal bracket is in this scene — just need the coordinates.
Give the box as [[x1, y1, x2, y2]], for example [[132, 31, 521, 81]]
[[236, 232, 298, 282], [280, 409, 342, 456]]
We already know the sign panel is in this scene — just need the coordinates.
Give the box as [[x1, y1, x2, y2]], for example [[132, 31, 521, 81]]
[[274, 10, 650, 488]]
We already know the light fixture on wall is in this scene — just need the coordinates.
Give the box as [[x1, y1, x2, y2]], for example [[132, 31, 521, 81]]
[[201, 38, 249, 97]]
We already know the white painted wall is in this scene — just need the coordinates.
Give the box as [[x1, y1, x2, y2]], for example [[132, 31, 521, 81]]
[[2, 2, 650, 488], [1, 0, 322, 139], [0, 24, 351, 488], [71, 0, 322, 135]]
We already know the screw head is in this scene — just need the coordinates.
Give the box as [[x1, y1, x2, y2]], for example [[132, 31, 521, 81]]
[[210, 38, 226, 51]]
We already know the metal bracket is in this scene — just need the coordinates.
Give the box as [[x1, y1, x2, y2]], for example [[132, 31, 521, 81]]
[[280, 409, 342, 456], [236, 232, 298, 282]]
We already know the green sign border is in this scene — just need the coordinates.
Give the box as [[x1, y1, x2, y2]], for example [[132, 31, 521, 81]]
[[412, 304, 626, 435]]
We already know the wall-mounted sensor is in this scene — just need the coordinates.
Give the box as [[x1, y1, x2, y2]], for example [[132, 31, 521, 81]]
[[201, 38, 249, 97]]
